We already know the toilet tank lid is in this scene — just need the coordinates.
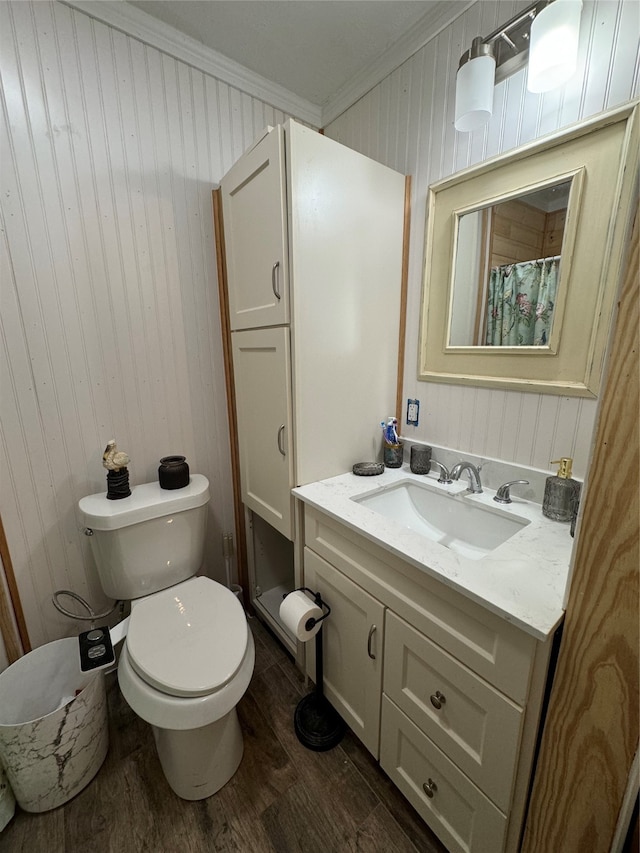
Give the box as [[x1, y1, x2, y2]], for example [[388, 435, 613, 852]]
[[79, 474, 210, 530]]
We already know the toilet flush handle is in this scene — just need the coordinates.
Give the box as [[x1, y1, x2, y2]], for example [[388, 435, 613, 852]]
[[84, 527, 94, 536]]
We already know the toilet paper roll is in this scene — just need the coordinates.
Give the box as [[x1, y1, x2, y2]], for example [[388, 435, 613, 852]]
[[279, 591, 323, 642]]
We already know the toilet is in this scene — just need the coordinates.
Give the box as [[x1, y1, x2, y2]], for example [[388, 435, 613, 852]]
[[78, 474, 254, 800]]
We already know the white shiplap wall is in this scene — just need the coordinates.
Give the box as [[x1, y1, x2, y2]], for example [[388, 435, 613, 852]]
[[325, 0, 639, 479], [1, 0, 638, 649], [0, 0, 292, 648]]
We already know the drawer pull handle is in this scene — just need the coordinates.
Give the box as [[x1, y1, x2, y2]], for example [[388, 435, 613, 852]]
[[430, 690, 446, 710], [367, 624, 377, 659], [423, 778, 438, 798]]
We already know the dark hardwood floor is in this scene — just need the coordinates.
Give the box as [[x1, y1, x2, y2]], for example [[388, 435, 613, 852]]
[[1, 617, 448, 853]]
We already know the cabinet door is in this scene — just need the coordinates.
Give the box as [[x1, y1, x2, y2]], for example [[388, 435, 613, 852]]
[[221, 127, 289, 330], [304, 547, 384, 757], [232, 328, 294, 539]]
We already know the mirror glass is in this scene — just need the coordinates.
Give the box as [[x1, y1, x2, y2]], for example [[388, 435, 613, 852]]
[[449, 179, 571, 347]]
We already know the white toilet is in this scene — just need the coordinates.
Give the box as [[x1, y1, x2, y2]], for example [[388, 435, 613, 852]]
[[78, 474, 254, 800]]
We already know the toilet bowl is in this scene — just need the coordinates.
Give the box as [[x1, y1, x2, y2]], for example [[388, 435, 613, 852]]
[[79, 475, 254, 800], [118, 576, 255, 799]]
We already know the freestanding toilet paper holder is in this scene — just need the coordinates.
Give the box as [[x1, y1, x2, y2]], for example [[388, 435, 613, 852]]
[[285, 587, 346, 751]]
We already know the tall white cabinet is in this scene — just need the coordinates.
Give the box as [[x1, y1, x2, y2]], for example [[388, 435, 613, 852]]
[[220, 120, 405, 650]]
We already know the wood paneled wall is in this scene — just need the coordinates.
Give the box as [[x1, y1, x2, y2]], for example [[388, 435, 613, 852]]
[[325, 0, 639, 479], [488, 199, 566, 267], [490, 199, 546, 267], [0, 1, 292, 648], [522, 212, 639, 853]]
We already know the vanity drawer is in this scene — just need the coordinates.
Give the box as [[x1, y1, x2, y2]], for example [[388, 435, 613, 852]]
[[381, 696, 507, 853], [384, 611, 523, 812]]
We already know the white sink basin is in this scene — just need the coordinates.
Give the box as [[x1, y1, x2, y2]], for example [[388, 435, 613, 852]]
[[352, 479, 529, 560]]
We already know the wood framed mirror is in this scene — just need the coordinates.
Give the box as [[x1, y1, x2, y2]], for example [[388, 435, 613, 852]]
[[419, 103, 638, 397]]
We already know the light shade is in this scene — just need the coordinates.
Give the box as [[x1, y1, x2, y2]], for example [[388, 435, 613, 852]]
[[455, 42, 496, 132], [528, 0, 583, 93]]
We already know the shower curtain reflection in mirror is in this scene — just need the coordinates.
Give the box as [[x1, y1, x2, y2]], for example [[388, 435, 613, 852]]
[[486, 256, 559, 346]]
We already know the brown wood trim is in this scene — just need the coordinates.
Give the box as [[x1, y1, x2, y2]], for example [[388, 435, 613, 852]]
[[0, 580, 22, 664], [473, 208, 490, 345], [522, 210, 639, 851], [0, 514, 30, 657], [395, 175, 412, 424], [212, 189, 248, 600]]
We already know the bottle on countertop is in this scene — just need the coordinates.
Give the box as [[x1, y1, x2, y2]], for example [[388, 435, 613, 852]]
[[542, 457, 581, 522]]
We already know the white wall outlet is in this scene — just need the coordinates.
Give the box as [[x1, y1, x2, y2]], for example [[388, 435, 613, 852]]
[[407, 399, 419, 426]]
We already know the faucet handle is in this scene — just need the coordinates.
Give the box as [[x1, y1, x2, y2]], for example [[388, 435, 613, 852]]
[[494, 480, 530, 504], [431, 460, 452, 484]]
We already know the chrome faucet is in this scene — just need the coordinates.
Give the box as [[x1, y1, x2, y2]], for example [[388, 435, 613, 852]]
[[451, 462, 483, 494]]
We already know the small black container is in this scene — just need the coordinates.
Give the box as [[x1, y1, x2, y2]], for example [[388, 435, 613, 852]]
[[106, 468, 131, 500], [383, 442, 404, 468], [410, 444, 432, 475], [158, 455, 190, 490]]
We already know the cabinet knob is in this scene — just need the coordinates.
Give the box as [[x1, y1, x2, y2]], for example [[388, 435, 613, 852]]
[[367, 624, 377, 659], [430, 690, 446, 710], [422, 778, 438, 798]]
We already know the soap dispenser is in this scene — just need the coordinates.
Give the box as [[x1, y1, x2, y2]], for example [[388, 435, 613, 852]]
[[542, 457, 581, 522]]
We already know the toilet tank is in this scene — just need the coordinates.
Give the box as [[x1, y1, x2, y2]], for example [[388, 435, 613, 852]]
[[79, 475, 210, 600]]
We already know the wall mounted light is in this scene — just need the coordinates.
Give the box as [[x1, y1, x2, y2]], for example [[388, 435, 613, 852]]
[[528, 0, 584, 93], [455, 38, 496, 133], [454, 0, 583, 133]]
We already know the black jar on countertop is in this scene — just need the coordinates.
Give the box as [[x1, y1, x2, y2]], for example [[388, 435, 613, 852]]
[[158, 455, 190, 490]]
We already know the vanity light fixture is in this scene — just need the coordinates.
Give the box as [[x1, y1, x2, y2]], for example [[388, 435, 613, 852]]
[[454, 37, 496, 133], [454, 0, 583, 132], [528, 0, 584, 93]]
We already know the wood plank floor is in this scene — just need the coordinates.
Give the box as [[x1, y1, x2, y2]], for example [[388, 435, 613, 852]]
[[2, 617, 448, 853]]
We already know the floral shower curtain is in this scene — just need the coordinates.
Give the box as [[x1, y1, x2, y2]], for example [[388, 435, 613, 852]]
[[486, 258, 559, 346]]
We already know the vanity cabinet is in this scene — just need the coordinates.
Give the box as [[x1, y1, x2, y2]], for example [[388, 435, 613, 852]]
[[302, 504, 553, 853], [220, 120, 405, 648]]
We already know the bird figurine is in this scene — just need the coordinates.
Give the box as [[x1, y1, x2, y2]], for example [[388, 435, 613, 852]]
[[102, 439, 130, 472]]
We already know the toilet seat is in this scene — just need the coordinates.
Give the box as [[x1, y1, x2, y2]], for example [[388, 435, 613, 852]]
[[126, 576, 248, 698]]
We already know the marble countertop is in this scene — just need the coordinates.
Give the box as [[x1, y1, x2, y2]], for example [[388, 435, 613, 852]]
[[294, 465, 575, 641]]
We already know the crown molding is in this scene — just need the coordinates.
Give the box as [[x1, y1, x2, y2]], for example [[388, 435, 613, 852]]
[[321, 0, 474, 127], [58, 0, 322, 127]]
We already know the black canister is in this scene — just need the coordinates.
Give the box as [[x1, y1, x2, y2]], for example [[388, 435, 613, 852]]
[[158, 455, 190, 490], [106, 468, 131, 499], [383, 442, 404, 468], [410, 444, 432, 475]]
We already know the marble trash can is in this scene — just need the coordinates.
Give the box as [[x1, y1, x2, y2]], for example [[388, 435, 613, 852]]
[[0, 638, 109, 813], [0, 764, 15, 830]]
